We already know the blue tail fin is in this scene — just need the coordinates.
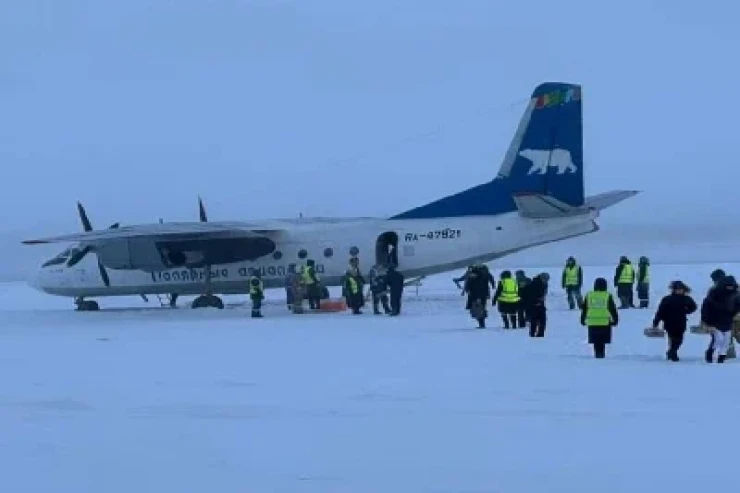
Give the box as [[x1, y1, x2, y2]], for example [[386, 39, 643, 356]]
[[391, 82, 584, 219]]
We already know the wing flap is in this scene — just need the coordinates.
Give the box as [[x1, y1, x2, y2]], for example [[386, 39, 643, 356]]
[[22, 221, 283, 245]]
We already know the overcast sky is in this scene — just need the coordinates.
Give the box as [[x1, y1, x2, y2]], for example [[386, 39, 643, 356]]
[[2, 0, 739, 234]]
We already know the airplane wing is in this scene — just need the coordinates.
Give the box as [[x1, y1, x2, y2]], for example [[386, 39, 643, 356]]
[[22, 221, 284, 245]]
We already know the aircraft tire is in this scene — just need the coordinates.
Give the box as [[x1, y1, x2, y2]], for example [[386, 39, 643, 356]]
[[76, 300, 99, 311], [191, 294, 224, 309]]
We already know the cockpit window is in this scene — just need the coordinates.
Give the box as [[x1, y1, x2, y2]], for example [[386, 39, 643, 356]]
[[42, 248, 72, 268]]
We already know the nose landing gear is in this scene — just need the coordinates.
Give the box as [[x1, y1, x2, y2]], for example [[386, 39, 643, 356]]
[[74, 297, 99, 311]]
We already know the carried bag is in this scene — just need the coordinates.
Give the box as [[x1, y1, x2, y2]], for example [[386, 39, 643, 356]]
[[470, 300, 487, 319], [644, 326, 665, 338]]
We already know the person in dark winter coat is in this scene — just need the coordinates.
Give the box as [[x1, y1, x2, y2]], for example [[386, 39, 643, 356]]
[[614, 256, 635, 308], [520, 273, 548, 337], [514, 270, 531, 328], [385, 265, 404, 316], [453, 266, 473, 290], [703, 269, 727, 355], [368, 264, 392, 314], [479, 264, 496, 291], [636, 256, 650, 308], [284, 272, 297, 310], [581, 277, 619, 358], [651, 280, 697, 361], [701, 275, 740, 363], [463, 265, 491, 328]]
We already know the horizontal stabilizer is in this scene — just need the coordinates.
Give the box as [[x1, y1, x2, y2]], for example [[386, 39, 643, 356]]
[[512, 193, 581, 218], [583, 190, 639, 211]]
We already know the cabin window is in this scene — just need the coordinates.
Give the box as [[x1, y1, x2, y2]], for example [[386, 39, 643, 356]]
[[273, 251, 283, 260], [324, 247, 333, 258], [298, 249, 307, 259]]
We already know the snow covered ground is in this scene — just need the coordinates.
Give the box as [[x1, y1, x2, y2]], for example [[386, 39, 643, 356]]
[[1, 262, 739, 493]]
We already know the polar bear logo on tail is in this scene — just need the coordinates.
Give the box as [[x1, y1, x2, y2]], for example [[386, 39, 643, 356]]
[[518, 148, 577, 175]]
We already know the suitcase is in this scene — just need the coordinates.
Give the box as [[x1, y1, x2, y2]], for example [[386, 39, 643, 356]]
[[690, 323, 712, 334], [644, 326, 666, 338], [318, 299, 347, 312]]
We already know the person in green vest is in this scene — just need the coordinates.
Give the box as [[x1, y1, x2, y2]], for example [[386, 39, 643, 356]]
[[301, 259, 321, 310], [636, 256, 650, 308], [613, 256, 635, 309], [249, 273, 264, 318], [561, 256, 583, 310], [580, 277, 619, 358], [492, 270, 520, 329], [343, 268, 364, 314]]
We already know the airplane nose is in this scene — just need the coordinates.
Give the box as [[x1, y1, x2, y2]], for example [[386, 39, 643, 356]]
[[28, 268, 45, 292]]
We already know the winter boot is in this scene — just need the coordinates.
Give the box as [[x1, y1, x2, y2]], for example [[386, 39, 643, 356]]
[[501, 315, 510, 329], [477, 318, 485, 328], [705, 348, 714, 363], [718, 354, 727, 363], [594, 343, 606, 358]]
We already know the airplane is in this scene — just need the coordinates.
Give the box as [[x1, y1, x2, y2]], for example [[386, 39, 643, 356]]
[[23, 81, 637, 311]]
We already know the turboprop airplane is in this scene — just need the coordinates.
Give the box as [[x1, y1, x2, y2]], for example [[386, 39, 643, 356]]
[[23, 81, 637, 311]]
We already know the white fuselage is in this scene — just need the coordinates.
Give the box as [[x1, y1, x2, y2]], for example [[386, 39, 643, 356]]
[[30, 211, 599, 298]]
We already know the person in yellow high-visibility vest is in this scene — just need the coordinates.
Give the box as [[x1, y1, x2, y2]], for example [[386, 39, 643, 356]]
[[249, 274, 264, 318], [493, 270, 520, 329], [343, 268, 364, 314], [561, 256, 583, 310], [613, 256, 635, 309], [301, 259, 321, 310], [581, 277, 619, 358]]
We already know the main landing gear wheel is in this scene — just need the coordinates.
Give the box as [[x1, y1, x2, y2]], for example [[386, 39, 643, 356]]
[[75, 298, 99, 311], [191, 294, 224, 309]]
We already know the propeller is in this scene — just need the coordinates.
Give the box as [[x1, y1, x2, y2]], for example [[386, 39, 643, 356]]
[[198, 195, 208, 222], [65, 202, 118, 288]]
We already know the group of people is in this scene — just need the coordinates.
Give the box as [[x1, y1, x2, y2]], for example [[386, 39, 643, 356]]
[[244, 256, 405, 317], [651, 268, 740, 363], [343, 257, 405, 316], [455, 264, 550, 337], [559, 255, 650, 311], [456, 258, 740, 363]]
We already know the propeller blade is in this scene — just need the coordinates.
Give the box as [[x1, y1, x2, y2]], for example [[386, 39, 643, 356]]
[[77, 202, 93, 231], [198, 196, 208, 222], [98, 260, 110, 287], [66, 245, 92, 267]]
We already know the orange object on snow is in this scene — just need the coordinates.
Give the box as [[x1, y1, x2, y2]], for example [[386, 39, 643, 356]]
[[317, 299, 347, 312]]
